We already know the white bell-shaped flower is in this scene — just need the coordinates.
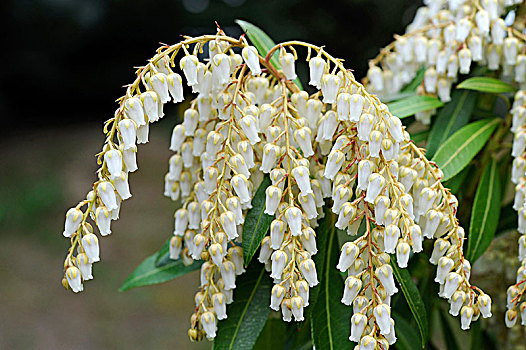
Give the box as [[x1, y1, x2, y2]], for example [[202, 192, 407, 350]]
[[324, 150, 345, 180], [292, 166, 312, 195], [118, 119, 137, 150], [229, 153, 250, 178], [63, 208, 83, 238], [265, 186, 282, 216], [455, 18, 472, 42], [212, 293, 227, 321], [113, 172, 131, 200], [104, 149, 122, 180], [368, 66, 384, 91], [383, 224, 400, 254], [188, 201, 201, 230], [321, 74, 341, 104], [226, 196, 244, 225], [270, 219, 286, 249], [368, 130, 382, 158], [282, 298, 292, 322], [169, 236, 182, 260], [204, 166, 219, 194], [337, 242, 359, 272], [449, 290, 466, 316], [422, 209, 441, 238], [429, 238, 450, 264], [209, 243, 224, 267], [336, 93, 351, 121], [95, 206, 111, 236], [141, 91, 160, 122], [342, 276, 362, 305], [365, 173, 386, 203], [442, 272, 462, 299], [332, 185, 351, 214], [220, 211, 238, 240], [293, 127, 314, 157], [231, 174, 251, 204], [349, 313, 367, 342], [300, 258, 318, 287], [212, 53, 230, 87], [174, 208, 188, 236], [221, 260, 236, 290], [150, 73, 170, 103], [373, 303, 391, 335], [291, 295, 304, 322], [284, 206, 302, 236], [491, 18, 506, 45], [476, 9, 490, 35], [124, 97, 146, 126], [179, 55, 199, 86], [97, 181, 118, 211], [296, 280, 309, 307], [301, 227, 317, 255], [270, 250, 288, 279], [280, 52, 297, 80], [309, 56, 326, 88], [270, 284, 286, 310], [376, 264, 398, 295], [458, 48, 472, 74], [206, 131, 224, 158], [240, 115, 261, 145], [183, 108, 198, 136], [460, 306, 474, 330], [357, 113, 374, 141], [237, 141, 255, 169], [396, 241, 410, 268], [349, 94, 364, 122], [242, 46, 261, 75], [201, 311, 217, 339], [336, 202, 356, 229], [123, 146, 138, 172], [167, 73, 184, 103], [478, 294, 492, 318], [260, 143, 280, 173], [169, 124, 185, 152], [505, 309, 518, 328], [82, 233, 100, 263], [66, 266, 83, 293], [77, 253, 93, 280], [435, 256, 454, 284]]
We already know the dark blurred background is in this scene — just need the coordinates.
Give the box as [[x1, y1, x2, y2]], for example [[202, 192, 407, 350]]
[[0, 0, 421, 349]]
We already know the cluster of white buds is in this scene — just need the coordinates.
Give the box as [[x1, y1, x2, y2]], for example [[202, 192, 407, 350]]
[[365, 0, 525, 124], [59, 29, 490, 347], [507, 89, 526, 328]]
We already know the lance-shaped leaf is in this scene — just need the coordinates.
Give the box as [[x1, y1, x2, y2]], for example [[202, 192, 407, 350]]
[[392, 312, 422, 350], [402, 67, 425, 92], [154, 237, 171, 267], [432, 118, 499, 181], [390, 261, 428, 347], [119, 252, 202, 292], [242, 175, 273, 265], [235, 20, 303, 89], [457, 77, 515, 93], [467, 157, 501, 262], [411, 130, 429, 144], [427, 89, 477, 157], [213, 261, 272, 350], [387, 95, 444, 119], [311, 210, 352, 349]]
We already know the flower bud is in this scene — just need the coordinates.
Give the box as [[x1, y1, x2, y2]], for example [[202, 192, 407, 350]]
[[169, 236, 182, 260]]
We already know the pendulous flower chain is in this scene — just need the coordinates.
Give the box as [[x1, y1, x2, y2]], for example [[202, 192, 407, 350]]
[[60, 30, 490, 348]]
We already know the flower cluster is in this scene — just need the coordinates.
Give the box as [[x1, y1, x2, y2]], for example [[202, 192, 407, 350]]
[[507, 88, 526, 328], [59, 30, 489, 348], [365, 0, 525, 124]]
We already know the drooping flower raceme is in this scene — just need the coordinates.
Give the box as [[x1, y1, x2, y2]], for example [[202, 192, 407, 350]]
[[59, 31, 489, 347]]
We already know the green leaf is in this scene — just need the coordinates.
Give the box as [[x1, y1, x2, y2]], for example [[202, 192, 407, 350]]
[[387, 95, 444, 119], [443, 165, 472, 195], [154, 237, 171, 267], [427, 89, 477, 157], [431, 118, 499, 181], [309, 203, 332, 309], [439, 309, 461, 350], [470, 321, 482, 350], [411, 130, 429, 144], [311, 210, 352, 349], [235, 20, 303, 89], [402, 67, 425, 92], [213, 261, 272, 350], [242, 175, 273, 265], [392, 312, 422, 350], [390, 261, 428, 347], [457, 77, 515, 93], [253, 319, 287, 350], [467, 157, 501, 262], [119, 252, 202, 292]]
